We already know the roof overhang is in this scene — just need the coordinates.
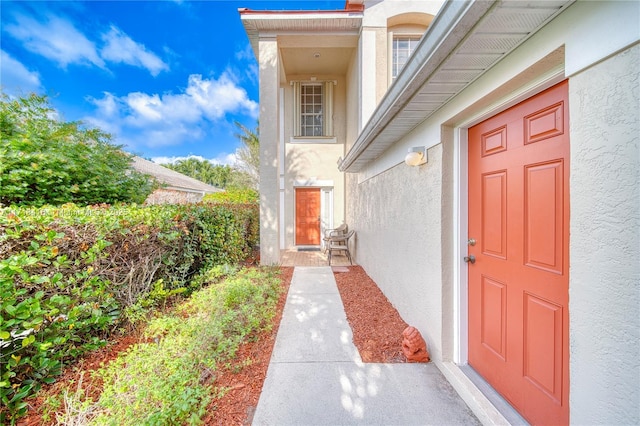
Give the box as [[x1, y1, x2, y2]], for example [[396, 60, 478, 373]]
[[339, 0, 574, 173], [239, 8, 363, 59]]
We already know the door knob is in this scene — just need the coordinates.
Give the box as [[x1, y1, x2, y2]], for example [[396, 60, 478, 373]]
[[464, 255, 476, 264]]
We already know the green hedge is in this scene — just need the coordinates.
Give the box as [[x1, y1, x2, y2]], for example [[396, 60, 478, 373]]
[[0, 202, 259, 422]]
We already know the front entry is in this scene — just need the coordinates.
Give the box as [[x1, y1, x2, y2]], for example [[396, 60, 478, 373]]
[[467, 81, 569, 425], [295, 187, 321, 246]]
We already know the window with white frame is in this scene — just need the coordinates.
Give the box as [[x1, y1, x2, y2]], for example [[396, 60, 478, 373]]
[[292, 81, 334, 138], [392, 36, 421, 80], [301, 84, 322, 136]]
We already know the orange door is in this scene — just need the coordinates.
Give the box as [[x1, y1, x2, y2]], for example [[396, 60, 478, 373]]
[[468, 81, 569, 425], [295, 188, 321, 245]]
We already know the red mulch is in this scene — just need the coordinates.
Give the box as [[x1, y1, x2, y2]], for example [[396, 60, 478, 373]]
[[17, 265, 414, 425], [334, 265, 409, 363]]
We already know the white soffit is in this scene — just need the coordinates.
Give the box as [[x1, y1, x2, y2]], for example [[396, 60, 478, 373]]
[[340, 0, 574, 173], [240, 10, 363, 57]]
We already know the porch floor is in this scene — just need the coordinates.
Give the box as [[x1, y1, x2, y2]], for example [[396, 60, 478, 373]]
[[280, 249, 355, 267]]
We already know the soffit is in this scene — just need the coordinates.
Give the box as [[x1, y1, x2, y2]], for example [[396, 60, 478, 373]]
[[281, 47, 355, 76], [240, 10, 363, 58], [339, 0, 574, 173]]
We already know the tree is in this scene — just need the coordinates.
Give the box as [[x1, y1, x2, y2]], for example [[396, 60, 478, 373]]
[[233, 121, 259, 190], [165, 157, 232, 188], [0, 93, 154, 207]]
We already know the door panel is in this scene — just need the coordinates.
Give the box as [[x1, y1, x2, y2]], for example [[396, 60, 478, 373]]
[[295, 188, 321, 246], [525, 160, 564, 274], [468, 81, 569, 425], [481, 275, 507, 360], [482, 171, 507, 259], [523, 293, 563, 403]]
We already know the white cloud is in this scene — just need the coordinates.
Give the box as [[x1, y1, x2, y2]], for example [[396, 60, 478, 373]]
[[101, 26, 169, 76], [4, 14, 104, 68], [186, 73, 258, 120], [233, 43, 258, 86], [214, 152, 238, 166], [235, 43, 254, 62], [85, 72, 258, 150], [0, 49, 43, 94], [3, 12, 168, 76], [151, 153, 237, 166]]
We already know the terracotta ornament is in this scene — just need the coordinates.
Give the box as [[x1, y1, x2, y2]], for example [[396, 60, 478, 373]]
[[402, 326, 430, 362]]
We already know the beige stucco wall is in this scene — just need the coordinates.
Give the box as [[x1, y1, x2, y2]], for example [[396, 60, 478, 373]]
[[346, 44, 360, 150], [568, 43, 639, 425], [283, 143, 346, 248], [362, 0, 442, 27], [258, 36, 280, 265], [359, 0, 442, 125], [281, 75, 347, 248]]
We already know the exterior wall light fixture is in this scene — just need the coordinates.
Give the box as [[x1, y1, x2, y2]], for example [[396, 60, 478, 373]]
[[405, 146, 427, 166]]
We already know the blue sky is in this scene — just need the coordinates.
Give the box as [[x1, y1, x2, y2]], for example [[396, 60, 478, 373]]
[[1, 0, 344, 165]]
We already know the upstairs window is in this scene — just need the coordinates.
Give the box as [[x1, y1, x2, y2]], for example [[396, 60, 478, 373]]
[[292, 81, 334, 138], [392, 36, 421, 80], [300, 83, 323, 136]]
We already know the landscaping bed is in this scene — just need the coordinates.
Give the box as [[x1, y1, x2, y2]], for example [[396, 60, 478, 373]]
[[16, 265, 411, 425]]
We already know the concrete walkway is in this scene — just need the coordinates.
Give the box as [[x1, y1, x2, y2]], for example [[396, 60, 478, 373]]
[[252, 266, 480, 425]]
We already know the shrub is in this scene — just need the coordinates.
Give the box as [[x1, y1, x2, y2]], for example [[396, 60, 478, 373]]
[[0, 202, 259, 422], [203, 188, 258, 204], [0, 93, 154, 207]]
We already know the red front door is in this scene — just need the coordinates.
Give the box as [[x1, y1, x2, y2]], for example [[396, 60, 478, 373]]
[[295, 188, 321, 246], [468, 81, 569, 425]]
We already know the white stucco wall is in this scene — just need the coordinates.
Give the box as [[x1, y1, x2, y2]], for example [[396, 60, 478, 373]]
[[568, 43, 640, 425], [346, 0, 639, 423], [349, 145, 445, 361]]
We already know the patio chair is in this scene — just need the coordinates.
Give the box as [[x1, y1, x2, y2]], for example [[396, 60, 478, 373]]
[[322, 223, 348, 252], [327, 229, 355, 265]]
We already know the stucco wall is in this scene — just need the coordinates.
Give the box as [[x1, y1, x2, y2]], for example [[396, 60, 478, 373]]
[[284, 143, 346, 248], [568, 43, 640, 425], [282, 75, 347, 248], [363, 0, 442, 27], [346, 1, 639, 422], [348, 144, 445, 361], [359, 1, 443, 125], [258, 37, 280, 265]]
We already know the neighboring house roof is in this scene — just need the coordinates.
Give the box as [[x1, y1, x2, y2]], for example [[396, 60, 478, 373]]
[[338, 0, 573, 172], [131, 156, 222, 194]]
